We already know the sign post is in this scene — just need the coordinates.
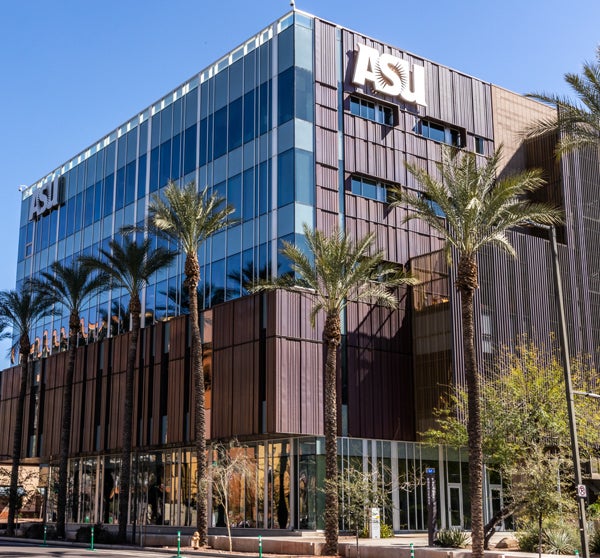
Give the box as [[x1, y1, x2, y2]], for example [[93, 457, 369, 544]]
[[369, 507, 381, 539], [425, 467, 437, 547]]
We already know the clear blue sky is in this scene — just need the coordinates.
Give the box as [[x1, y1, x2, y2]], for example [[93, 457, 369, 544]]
[[0, 0, 598, 361]]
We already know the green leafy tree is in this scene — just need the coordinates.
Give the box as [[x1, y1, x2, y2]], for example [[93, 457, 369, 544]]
[[525, 46, 600, 155], [253, 223, 415, 556], [147, 181, 233, 546], [423, 343, 600, 547], [389, 147, 562, 558], [81, 235, 175, 542], [0, 288, 51, 536], [29, 261, 108, 539]]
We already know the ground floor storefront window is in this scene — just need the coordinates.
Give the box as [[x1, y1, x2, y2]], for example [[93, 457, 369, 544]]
[[43, 437, 502, 532]]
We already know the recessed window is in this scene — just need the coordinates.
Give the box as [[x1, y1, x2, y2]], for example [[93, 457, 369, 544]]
[[474, 136, 485, 155], [415, 119, 464, 148], [351, 176, 389, 202], [349, 96, 394, 126]]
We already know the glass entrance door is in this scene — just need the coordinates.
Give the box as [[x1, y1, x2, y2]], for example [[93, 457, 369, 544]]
[[448, 483, 463, 529]]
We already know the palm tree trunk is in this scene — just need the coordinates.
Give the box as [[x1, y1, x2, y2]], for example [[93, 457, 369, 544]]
[[323, 312, 340, 557], [118, 297, 141, 542], [457, 256, 484, 558], [56, 313, 79, 539], [7, 337, 30, 537], [185, 253, 208, 546]]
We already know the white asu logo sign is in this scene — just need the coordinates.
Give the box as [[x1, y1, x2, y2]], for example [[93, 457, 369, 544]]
[[29, 176, 63, 221], [352, 43, 426, 106]]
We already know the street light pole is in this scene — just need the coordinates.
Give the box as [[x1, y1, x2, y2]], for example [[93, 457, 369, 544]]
[[549, 225, 589, 558]]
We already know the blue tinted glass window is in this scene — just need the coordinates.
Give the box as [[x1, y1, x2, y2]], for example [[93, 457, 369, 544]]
[[362, 179, 377, 200], [75, 192, 83, 231], [278, 149, 294, 207], [199, 118, 208, 166], [295, 67, 313, 122], [228, 174, 242, 219], [172, 98, 183, 136], [229, 59, 243, 101], [258, 161, 269, 215], [213, 107, 228, 159], [151, 114, 160, 148], [104, 142, 116, 177], [160, 105, 173, 143], [86, 154, 97, 186], [244, 50, 256, 93], [475, 136, 485, 155], [125, 161, 136, 205], [278, 26, 294, 72], [429, 122, 445, 142], [137, 154, 147, 200], [117, 136, 126, 168], [149, 148, 159, 193], [126, 130, 137, 163], [278, 67, 294, 125], [184, 125, 197, 175], [350, 97, 360, 116], [58, 205, 67, 241], [242, 168, 254, 220], [94, 180, 103, 221], [259, 42, 270, 84], [159, 140, 172, 187], [200, 80, 210, 119], [84, 185, 94, 227], [103, 174, 114, 216], [139, 120, 148, 155], [243, 90, 255, 143], [295, 149, 314, 205], [215, 70, 228, 110], [171, 133, 181, 180], [226, 252, 241, 300], [259, 81, 271, 134], [185, 88, 198, 128], [211, 259, 226, 305], [228, 97, 243, 151], [115, 168, 125, 210]]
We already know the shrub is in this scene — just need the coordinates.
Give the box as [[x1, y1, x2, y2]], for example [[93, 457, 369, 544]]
[[590, 526, 600, 554], [544, 527, 577, 555], [359, 523, 394, 538], [517, 526, 579, 555], [516, 529, 539, 553], [435, 528, 471, 548], [21, 523, 57, 540], [75, 524, 116, 544]]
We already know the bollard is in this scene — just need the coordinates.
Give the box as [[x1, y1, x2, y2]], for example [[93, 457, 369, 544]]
[[172, 530, 184, 558], [40, 524, 48, 547], [259, 534, 263, 558], [88, 525, 95, 552], [411, 542, 415, 558]]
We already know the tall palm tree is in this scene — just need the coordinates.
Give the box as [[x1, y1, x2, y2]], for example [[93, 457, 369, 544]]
[[29, 261, 109, 539], [81, 234, 175, 542], [252, 223, 415, 556], [147, 180, 233, 546], [525, 46, 600, 155], [389, 146, 562, 558], [0, 288, 52, 536]]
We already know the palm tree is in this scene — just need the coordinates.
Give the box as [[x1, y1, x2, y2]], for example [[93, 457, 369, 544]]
[[525, 46, 600, 155], [389, 146, 562, 558], [81, 234, 175, 542], [29, 261, 109, 539], [0, 288, 52, 536], [252, 223, 415, 556], [147, 181, 233, 546]]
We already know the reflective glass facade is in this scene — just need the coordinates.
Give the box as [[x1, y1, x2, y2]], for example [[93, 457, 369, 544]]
[[17, 12, 315, 348]]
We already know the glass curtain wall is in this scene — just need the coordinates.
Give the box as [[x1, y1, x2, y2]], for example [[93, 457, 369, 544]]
[[47, 436, 485, 532]]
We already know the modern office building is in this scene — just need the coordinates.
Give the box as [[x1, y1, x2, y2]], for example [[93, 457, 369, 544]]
[[1, 8, 598, 533]]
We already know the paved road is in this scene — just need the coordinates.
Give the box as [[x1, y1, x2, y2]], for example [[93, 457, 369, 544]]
[[0, 540, 189, 558]]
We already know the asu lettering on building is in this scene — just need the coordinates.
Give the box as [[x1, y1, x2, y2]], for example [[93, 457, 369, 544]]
[[28, 176, 63, 221], [352, 43, 426, 106]]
